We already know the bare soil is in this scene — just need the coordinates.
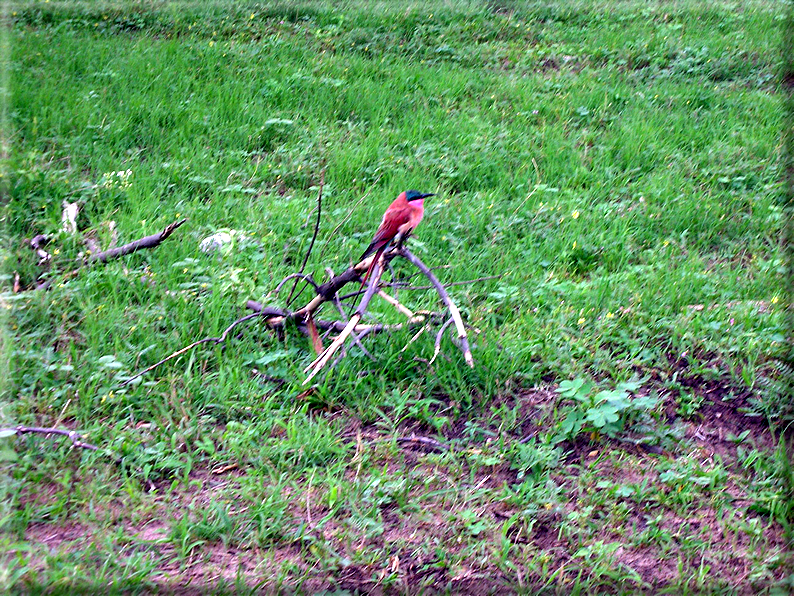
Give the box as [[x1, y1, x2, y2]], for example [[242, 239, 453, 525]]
[[11, 375, 793, 595]]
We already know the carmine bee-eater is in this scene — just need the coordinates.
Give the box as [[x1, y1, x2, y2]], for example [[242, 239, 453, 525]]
[[359, 189, 434, 284]]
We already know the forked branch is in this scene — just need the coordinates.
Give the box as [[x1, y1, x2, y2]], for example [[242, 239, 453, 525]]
[[296, 246, 473, 382], [398, 248, 474, 367], [123, 220, 478, 386], [303, 256, 385, 384]]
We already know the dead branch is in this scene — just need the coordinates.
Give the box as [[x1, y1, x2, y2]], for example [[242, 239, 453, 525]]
[[122, 214, 482, 387], [398, 248, 474, 368], [120, 311, 269, 387], [246, 244, 474, 380], [2, 425, 103, 453], [124, 290, 437, 387], [303, 257, 385, 384], [384, 274, 503, 291], [297, 243, 477, 381], [430, 318, 455, 365], [88, 218, 186, 264], [286, 170, 325, 306], [244, 301, 440, 335], [30, 219, 187, 291]]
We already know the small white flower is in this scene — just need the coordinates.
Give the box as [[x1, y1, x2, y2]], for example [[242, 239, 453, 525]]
[[100, 169, 132, 189]]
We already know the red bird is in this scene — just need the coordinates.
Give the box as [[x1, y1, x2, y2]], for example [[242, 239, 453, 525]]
[[359, 189, 434, 284]]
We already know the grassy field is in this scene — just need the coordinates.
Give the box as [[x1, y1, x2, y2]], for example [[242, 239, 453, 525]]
[[2, 0, 792, 593]]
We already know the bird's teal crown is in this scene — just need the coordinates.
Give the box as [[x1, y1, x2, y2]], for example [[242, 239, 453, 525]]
[[405, 190, 435, 201]]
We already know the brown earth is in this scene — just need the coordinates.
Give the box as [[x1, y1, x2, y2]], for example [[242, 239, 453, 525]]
[[10, 374, 793, 595]]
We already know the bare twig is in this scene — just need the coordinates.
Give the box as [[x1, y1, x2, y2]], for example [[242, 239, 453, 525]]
[[287, 170, 325, 306], [399, 248, 474, 367], [3, 425, 103, 454], [400, 320, 432, 353], [328, 281, 375, 360], [245, 301, 440, 335], [386, 260, 398, 301], [293, 253, 377, 320], [430, 318, 455, 365], [276, 273, 319, 295], [350, 328, 377, 361], [377, 289, 415, 319], [303, 258, 384, 384], [329, 287, 348, 323], [120, 311, 270, 387], [329, 294, 349, 340], [384, 274, 502, 292], [337, 287, 368, 302], [27, 219, 184, 291], [88, 219, 186, 264], [316, 174, 383, 264]]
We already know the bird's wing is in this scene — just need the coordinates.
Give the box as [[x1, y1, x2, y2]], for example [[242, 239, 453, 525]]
[[359, 204, 414, 260]]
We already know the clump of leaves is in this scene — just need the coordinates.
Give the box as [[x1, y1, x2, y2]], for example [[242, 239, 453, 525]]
[[553, 377, 659, 443], [563, 244, 602, 277], [509, 438, 561, 481]]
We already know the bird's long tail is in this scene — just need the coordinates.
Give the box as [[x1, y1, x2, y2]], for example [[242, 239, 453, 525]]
[[360, 243, 387, 289]]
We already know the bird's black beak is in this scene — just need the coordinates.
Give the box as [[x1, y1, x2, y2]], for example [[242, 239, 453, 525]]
[[418, 193, 435, 199]]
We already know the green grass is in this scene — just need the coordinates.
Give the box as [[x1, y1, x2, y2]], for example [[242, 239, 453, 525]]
[[2, 0, 792, 592]]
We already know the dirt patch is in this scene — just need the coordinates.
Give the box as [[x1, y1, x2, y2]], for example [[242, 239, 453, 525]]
[[10, 375, 792, 593], [690, 389, 775, 455], [134, 520, 169, 542], [616, 546, 678, 587], [25, 521, 88, 551]]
